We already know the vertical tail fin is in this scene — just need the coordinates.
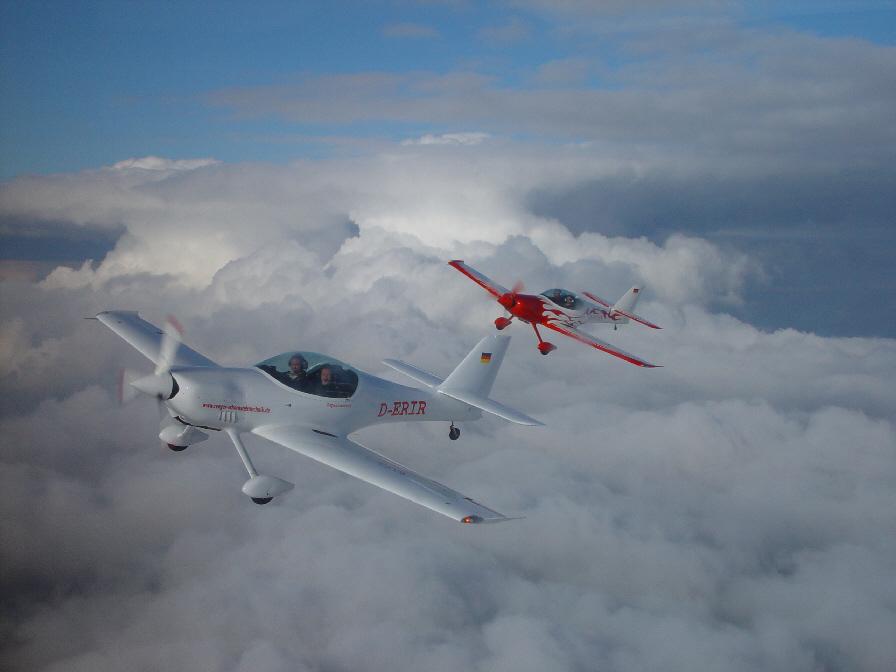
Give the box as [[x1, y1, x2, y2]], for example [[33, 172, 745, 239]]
[[610, 287, 661, 329], [438, 335, 510, 398], [613, 286, 642, 314]]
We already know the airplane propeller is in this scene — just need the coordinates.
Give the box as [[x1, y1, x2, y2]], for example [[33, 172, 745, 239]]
[[498, 280, 525, 310], [129, 315, 183, 401]]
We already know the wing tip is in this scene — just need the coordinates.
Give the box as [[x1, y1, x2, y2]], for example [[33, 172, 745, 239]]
[[461, 514, 523, 525]]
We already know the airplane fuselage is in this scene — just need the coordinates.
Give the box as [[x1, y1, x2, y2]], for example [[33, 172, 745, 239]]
[[166, 366, 481, 436], [505, 293, 628, 329]]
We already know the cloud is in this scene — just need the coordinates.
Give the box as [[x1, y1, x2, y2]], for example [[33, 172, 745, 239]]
[[204, 33, 896, 177], [110, 157, 220, 172], [1, 149, 894, 672], [402, 132, 491, 146]]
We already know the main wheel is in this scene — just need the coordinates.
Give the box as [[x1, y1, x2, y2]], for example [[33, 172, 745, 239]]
[[537, 341, 557, 355], [449, 426, 460, 441], [167, 443, 188, 452], [251, 497, 273, 505]]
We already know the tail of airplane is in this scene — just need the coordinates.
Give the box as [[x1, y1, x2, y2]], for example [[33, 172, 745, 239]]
[[383, 335, 542, 426], [439, 334, 509, 399], [613, 286, 642, 314], [610, 287, 661, 329], [439, 335, 541, 426]]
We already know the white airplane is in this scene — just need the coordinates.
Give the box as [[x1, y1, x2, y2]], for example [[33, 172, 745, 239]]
[[449, 260, 662, 367], [96, 311, 541, 523]]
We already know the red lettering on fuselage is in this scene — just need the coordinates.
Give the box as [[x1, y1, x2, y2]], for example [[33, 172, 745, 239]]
[[378, 400, 427, 417]]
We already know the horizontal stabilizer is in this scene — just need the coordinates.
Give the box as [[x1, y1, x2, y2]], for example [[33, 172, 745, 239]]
[[439, 389, 543, 426], [611, 307, 661, 329], [582, 291, 611, 308], [381, 359, 444, 388]]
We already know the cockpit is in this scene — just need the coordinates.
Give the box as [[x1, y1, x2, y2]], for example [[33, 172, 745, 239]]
[[255, 351, 359, 398], [540, 289, 582, 310]]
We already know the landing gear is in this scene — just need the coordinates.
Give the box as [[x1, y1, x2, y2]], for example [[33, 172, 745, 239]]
[[166, 443, 188, 452], [227, 430, 294, 505], [494, 316, 513, 330], [532, 324, 557, 355], [449, 423, 461, 441]]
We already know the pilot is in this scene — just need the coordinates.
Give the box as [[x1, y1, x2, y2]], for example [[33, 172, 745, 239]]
[[283, 354, 309, 389], [562, 294, 576, 309]]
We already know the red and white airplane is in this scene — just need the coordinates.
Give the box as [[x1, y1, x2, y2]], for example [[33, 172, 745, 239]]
[[449, 260, 661, 367], [97, 311, 541, 523]]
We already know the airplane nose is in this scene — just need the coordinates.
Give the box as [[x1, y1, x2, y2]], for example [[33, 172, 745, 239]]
[[498, 292, 516, 310], [131, 372, 177, 399]]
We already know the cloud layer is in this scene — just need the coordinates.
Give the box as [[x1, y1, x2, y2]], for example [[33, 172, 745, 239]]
[[1, 145, 895, 672]]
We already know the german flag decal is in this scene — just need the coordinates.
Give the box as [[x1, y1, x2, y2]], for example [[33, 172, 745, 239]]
[[480, 352, 492, 364]]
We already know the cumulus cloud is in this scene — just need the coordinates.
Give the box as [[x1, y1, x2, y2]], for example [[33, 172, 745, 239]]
[[2, 145, 895, 672], [401, 132, 491, 146]]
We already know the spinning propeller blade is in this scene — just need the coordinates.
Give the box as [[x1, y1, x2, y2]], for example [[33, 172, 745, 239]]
[[129, 314, 184, 401], [499, 280, 526, 310], [154, 315, 183, 376], [118, 369, 142, 405]]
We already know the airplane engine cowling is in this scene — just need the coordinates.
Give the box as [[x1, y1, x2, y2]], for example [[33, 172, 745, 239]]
[[498, 293, 516, 310], [159, 423, 209, 448]]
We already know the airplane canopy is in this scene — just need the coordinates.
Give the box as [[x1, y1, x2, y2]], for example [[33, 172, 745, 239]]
[[255, 351, 359, 398], [540, 289, 583, 310]]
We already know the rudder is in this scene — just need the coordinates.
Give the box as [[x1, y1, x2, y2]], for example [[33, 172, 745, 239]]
[[438, 335, 510, 398], [613, 286, 642, 314]]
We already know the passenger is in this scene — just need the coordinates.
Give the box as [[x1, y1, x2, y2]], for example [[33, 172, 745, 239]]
[[314, 365, 339, 397]]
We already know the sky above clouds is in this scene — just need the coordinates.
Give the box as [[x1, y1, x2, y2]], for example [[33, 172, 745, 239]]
[[1, 2, 895, 672]]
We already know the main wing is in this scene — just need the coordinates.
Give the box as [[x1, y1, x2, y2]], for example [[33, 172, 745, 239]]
[[448, 260, 509, 298], [543, 320, 660, 368], [253, 424, 510, 524], [96, 311, 219, 368]]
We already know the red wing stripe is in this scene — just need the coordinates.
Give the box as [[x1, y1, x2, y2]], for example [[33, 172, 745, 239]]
[[543, 321, 660, 368], [448, 260, 509, 298], [612, 308, 661, 329], [581, 291, 611, 308]]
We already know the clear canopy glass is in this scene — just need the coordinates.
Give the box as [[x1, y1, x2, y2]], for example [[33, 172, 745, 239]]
[[540, 288, 583, 310], [255, 351, 359, 398]]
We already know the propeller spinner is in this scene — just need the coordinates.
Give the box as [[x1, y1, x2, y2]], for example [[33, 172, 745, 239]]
[[129, 315, 183, 400]]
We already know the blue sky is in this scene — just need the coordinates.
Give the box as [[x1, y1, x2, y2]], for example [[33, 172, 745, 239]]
[[1, 0, 895, 335], [3, 1, 894, 178]]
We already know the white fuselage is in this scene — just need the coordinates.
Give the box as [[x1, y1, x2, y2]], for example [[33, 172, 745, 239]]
[[166, 366, 481, 436], [539, 299, 627, 329]]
